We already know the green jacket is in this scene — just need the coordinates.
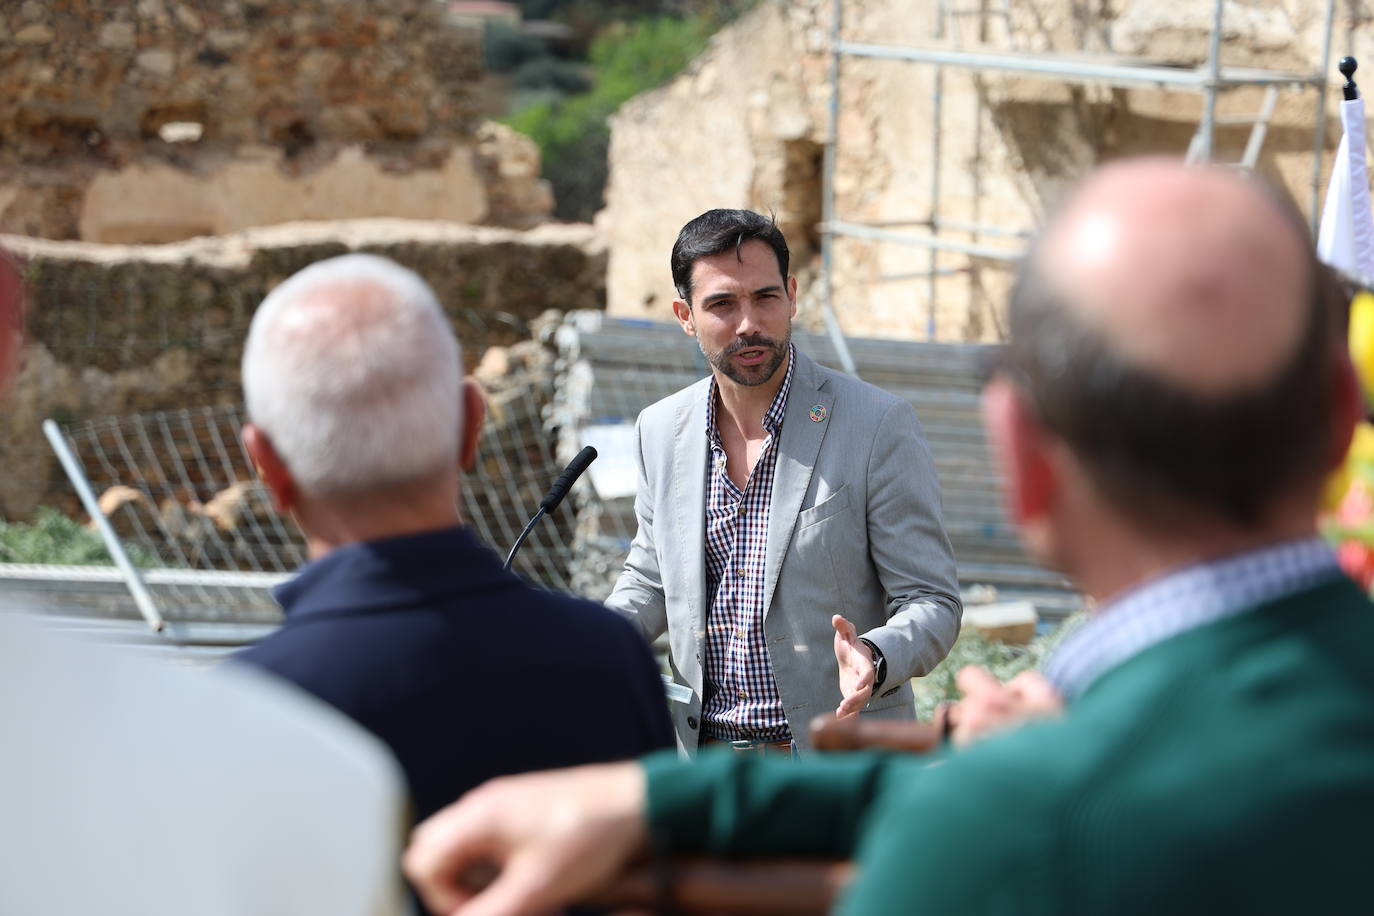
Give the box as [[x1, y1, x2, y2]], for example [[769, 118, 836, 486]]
[[646, 579, 1374, 913]]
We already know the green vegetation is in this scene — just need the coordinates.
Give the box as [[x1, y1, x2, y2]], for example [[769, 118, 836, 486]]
[[911, 614, 1086, 720], [0, 507, 157, 567], [494, 6, 741, 221]]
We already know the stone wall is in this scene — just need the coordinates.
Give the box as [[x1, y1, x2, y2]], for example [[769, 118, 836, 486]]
[[0, 219, 606, 519], [602, 0, 1351, 342], [0, 0, 552, 241]]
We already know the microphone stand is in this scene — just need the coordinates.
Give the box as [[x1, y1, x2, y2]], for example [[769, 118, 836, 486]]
[[504, 506, 547, 569]]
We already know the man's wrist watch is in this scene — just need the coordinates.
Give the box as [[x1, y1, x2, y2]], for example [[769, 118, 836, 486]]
[[858, 637, 887, 690]]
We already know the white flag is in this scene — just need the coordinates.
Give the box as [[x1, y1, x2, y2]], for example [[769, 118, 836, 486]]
[[1318, 96, 1374, 283]]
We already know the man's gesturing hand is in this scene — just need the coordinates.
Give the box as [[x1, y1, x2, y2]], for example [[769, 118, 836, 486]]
[[832, 614, 876, 720], [404, 763, 648, 916], [950, 667, 1063, 748]]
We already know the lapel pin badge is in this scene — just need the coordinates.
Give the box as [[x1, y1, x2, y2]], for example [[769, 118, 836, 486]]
[[809, 404, 828, 422]]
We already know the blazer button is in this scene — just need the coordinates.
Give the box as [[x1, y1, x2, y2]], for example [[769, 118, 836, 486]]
[[687, 716, 699, 730]]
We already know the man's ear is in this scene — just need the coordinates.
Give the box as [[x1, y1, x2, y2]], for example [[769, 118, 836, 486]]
[[241, 423, 296, 514], [458, 379, 486, 473], [1329, 350, 1362, 472], [981, 377, 1057, 526], [787, 274, 798, 319], [672, 297, 695, 336]]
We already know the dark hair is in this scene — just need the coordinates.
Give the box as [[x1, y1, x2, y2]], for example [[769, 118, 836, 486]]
[[670, 209, 790, 304], [1002, 189, 1336, 530]]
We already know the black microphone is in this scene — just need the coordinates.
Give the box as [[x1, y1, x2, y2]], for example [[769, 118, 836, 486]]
[[504, 446, 598, 571], [539, 446, 598, 514]]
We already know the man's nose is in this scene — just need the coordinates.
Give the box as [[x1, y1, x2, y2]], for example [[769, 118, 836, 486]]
[[736, 305, 763, 337]]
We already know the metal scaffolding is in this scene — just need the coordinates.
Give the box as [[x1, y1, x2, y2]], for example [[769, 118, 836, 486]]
[[818, 0, 1339, 343]]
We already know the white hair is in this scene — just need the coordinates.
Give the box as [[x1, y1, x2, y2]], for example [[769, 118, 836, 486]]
[[242, 254, 463, 497]]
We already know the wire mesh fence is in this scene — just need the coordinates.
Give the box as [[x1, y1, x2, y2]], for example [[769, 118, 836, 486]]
[[45, 310, 1079, 626], [53, 364, 574, 617]]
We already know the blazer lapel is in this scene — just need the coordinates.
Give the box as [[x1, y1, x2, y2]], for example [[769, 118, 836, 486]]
[[671, 383, 710, 640], [763, 351, 832, 620]]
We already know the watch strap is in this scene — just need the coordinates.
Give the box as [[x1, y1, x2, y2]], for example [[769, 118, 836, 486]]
[[858, 637, 887, 691]]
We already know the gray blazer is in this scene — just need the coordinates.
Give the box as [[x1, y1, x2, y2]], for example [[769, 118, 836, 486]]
[[606, 349, 962, 753]]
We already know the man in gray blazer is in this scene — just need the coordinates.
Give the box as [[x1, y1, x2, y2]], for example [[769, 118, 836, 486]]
[[606, 209, 962, 754]]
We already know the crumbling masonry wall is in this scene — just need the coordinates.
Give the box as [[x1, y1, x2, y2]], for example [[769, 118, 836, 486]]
[[0, 0, 551, 242], [0, 220, 606, 520], [602, 0, 1350, 342]]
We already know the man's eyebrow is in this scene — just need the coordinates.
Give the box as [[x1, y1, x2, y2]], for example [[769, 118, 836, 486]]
[[700, 285, 782, 305]]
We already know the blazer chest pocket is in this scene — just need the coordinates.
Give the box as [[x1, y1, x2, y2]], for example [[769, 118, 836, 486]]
[[796, 486, 850, 530]]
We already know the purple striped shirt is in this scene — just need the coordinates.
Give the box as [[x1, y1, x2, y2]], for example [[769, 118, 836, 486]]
[[700, 346, 796, 742], [1043, 537, 1341, 699]]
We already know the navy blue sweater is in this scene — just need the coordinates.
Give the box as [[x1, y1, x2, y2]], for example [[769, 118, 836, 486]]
[[237, 526, 674, 822]]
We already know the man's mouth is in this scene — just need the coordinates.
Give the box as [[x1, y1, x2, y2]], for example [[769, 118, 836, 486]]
[[734, 347, 770, 366]]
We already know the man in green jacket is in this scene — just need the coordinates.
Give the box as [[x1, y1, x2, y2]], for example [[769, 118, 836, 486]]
[[404, 158, 1374, 915]]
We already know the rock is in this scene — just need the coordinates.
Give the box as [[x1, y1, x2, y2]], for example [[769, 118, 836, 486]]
[[159, 497, 213, 542], [313, 105, 377, 138], [157, 121, 204, 143], [97, 485, 149, 517], [507, 339, 553, 375], [173, 5, 205, 33], [475, 121, 554, 229], [202, 481, 255, 532], [476, 346, 511, 379], [206, 29, 249, 53], [197, 482, 295, 569], [14, 24, 56, 44], [374, 97, 429, 139], [962, 601, 1040, 646], [93, 486, 160, 542], [0, 0, 551, 243], [98, 22, 138, 50], [135, 49, 177, 76]]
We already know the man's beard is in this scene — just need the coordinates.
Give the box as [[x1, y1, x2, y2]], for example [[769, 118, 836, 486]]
[[700, 328, 791, 386]]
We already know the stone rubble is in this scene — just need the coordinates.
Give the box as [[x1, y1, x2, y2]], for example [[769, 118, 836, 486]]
[[0, 221, 606, 520], [0, 0, 552, 241]]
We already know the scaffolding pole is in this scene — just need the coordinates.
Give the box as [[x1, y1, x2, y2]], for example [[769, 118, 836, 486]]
[[819, 0, 1338, 341], [819, 0, 860, 378], [1196, 0, 1226, 163], [1311, 0, 1340, 232]]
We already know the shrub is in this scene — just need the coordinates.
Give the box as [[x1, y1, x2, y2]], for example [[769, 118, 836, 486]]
[[910, 614, 1086, 721], [0, 507, 157, 567], [505, 15, 715, 221]]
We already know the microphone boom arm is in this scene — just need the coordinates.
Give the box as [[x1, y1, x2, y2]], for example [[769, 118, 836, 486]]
[[503, 446, 598, 572]]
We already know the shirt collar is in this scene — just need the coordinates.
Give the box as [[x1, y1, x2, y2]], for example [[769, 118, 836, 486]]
[[273, 525, 514, 620], [705, 343, 797, 444], [1042, 537, 1343, 699]]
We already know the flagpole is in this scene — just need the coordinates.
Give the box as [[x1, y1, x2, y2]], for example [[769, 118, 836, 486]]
[[1318, 56, 1374, 288]]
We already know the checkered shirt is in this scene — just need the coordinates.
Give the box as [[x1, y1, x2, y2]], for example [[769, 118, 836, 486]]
[[700, 345, 797, 742], [1043, 537, 1342, 700]]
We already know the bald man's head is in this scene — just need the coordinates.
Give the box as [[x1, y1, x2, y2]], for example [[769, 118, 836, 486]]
[[1041, 160, 1312, 394], [1003, 158, 1338, 529]]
